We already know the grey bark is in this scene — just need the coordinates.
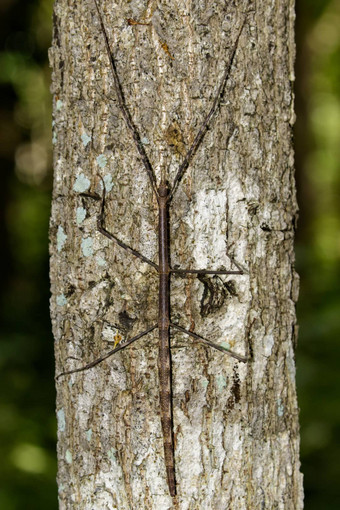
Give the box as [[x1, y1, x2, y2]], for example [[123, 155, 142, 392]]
[[49, 0, 303, 508]]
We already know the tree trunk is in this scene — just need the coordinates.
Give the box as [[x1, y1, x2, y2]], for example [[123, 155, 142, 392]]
[[50, 0, 303, 508]]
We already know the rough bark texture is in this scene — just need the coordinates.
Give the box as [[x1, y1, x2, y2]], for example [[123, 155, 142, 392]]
[[50, 0, 303, 508]]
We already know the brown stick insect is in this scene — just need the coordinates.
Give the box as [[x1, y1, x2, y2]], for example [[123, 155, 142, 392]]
[[58, 0, 248, 498]]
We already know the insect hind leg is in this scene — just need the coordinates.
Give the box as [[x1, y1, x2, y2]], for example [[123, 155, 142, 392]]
[[170, 322, 247, 363]]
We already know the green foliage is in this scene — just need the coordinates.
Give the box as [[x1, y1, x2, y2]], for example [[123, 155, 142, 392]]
[[0, 0, 57, 508]]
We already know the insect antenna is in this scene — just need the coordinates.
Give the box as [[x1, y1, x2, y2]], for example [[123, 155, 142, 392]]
[[168, 16, 246, 202]]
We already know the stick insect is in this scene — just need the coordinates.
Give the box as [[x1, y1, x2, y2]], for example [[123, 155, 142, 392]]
[[58, 0, 248, 498]]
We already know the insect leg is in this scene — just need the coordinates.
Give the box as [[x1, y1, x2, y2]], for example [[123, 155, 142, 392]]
[[98, 222, 158, 269], [171, 269, 243, 276], [81, 184, 158, 270], [170, 253, 247, 276], [57, 324, 158, 379], [170, 323, 247, 362]]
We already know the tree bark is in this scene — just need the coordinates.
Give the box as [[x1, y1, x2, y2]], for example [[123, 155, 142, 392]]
[[50, 0, 303, 508]]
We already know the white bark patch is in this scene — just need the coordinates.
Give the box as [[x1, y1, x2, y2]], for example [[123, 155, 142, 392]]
[[102, 324, 121, 343], [177, 408, 203, 490], [65, 450, 72, 464], [263, 333, 275, 356], [57, 408, 65, 432], [277, 398, 285, 417], [81, 236, 94, 257], [201, 377, 209, 389], [78, 280, 110, 322], [76, 206, 86, 225], [185, 189, 228, 268], [286, 343, 297, 382], [73, 172, 90, 193], [103, 173, 114, 191], [56, 294, 67, 307], [55, 158, 64, 183], [216, 374, 227, 391], [81, 132, 91, 147], [57, 225, 67, 252], [96, 254, 107, 267], [96, 154, 108, 168]]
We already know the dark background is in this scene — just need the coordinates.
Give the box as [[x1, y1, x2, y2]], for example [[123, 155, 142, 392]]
[[0, 0, 339, 508]]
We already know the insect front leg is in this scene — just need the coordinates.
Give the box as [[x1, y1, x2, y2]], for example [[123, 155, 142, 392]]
[[80, 179, 158, 270]]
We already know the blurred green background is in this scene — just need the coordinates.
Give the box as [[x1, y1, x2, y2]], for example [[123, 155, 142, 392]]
[[0, 0, 339, 508]]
